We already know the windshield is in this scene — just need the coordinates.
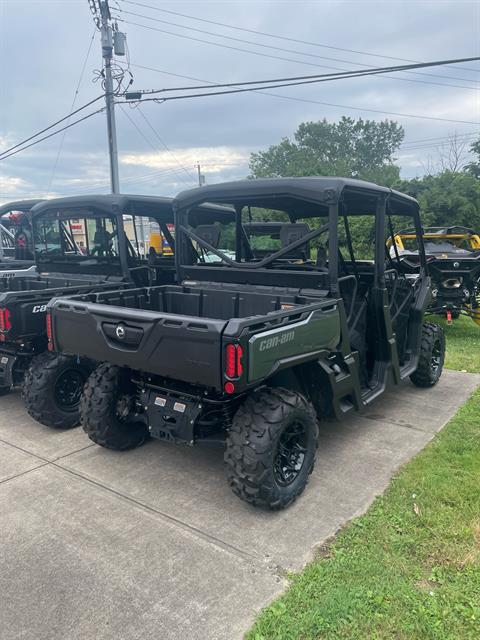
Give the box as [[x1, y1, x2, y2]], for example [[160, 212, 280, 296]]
[[396, 235, 478, 255]]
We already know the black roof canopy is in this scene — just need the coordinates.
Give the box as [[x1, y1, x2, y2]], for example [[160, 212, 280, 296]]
[[174, 177, 418, 218], [30, 194, 234, 225], [30, 194, 174, 220], [0, 199, 44, 218]]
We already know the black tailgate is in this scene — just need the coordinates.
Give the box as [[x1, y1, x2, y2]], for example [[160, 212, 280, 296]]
[[50, 299, 228, 389]]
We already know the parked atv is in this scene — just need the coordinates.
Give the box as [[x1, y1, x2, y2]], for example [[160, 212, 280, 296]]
[[0, 199, 42, 277], [389, 225, 480, 326], [48, 178, 445, 509], [1, 194, 204, 424]]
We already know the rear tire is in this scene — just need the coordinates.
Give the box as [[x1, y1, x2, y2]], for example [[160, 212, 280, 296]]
[[81, 364, 149, 451], [410, 322, 445, 388], [225, 387, 318, 510], [23, 352, 92, 428]]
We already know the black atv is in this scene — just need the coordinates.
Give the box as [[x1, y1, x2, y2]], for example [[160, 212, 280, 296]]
[[389, 226, 480, 325], [48, 178, 445, 509]]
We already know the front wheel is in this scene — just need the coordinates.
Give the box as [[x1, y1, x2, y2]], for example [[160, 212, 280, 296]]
[[23, 352, 92, 428], [225, 387, 318, 510], [80, 364, 149, 451], [410, 322, 445, 388]]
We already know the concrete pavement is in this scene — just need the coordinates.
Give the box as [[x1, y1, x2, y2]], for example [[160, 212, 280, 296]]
[[0, 369, 478, 640]]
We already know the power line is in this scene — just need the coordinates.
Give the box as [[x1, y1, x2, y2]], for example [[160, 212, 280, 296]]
[[46, 28, 97, 195], [118, 105, 195, 184], [116, 61, 480, 126], [0, 109, 105, 162], [135, 106, 196, 182], [0, 95, 104, 160], [402, 131, 479, 146], [252, 91, 480, 126], [118, 16, 480, 92], [127, 57, 480, 96], [401, 132, 479, 150], [118, 10, 479, 91], [118, 0, 480, 77], [400, 140, 478, 153], [54, 167, 193, 196]]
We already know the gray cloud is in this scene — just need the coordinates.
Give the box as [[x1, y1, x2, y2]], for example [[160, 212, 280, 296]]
[[1, 0, 479, 202]]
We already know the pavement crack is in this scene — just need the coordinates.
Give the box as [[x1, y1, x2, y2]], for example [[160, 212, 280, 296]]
[[52, 461, 286, 578], [51, 443, 96, 462], [0, 437, 50, 463], [0, 461, 50, 485]]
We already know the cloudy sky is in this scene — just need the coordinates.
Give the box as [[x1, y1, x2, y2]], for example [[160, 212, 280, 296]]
[[0, 0, 479, 203]]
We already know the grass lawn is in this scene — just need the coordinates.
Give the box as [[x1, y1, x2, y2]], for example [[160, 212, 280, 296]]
[[247, 325, 480, 640], [434, 315, 480, 374]]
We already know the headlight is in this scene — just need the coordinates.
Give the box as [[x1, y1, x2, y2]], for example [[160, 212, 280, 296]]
[[442, 277, 463, 289]]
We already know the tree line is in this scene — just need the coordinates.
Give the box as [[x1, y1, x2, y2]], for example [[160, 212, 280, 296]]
[[249, 117, 480, 232]]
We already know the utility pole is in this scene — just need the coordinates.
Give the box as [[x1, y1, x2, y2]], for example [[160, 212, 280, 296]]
[[196, 163, 205, 186], [98, 0, 121, 193]]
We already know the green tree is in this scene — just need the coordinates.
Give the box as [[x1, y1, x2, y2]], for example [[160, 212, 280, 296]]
[[249, 117, 404, 186], [395, 171, 480, 230], [464, 139, 480, 179]]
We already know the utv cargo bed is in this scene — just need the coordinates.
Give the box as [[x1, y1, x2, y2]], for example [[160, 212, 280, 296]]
[[49, 283, 340, 391], [0, 274, 125, 342]]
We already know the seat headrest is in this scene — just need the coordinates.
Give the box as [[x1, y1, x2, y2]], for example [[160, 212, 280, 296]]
[[195, 224, 221, 249], [279, 223, 311, 259]]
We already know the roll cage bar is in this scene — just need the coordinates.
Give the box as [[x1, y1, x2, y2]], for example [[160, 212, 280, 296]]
[[174, 179, 426, 294]]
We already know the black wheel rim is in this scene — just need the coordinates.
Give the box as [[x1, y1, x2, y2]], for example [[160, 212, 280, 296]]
[[115, 394, 134, 422], [54, 369, 86, 410], [431, 339, 442, 376], [274, 420, 308, 487]]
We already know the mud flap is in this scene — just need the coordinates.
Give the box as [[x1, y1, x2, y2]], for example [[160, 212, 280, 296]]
[[0, 353, 15, 387]]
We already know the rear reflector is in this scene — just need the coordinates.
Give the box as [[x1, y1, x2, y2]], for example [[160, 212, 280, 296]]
[[224, 381, 235, 394], [46, 312, 54, 351], [0, 309, 11, 341]]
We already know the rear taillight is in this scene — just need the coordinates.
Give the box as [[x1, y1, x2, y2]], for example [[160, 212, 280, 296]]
[[236, 345, 243, 376], [46, 312, 54, 351], [225, 344, 236, 378], [0, 308, 11, 341], [225, 343, 243, 379]]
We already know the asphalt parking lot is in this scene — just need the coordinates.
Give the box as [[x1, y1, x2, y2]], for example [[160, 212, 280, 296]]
[[1, 369, 479, 640]]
